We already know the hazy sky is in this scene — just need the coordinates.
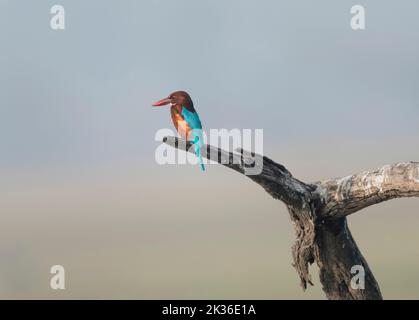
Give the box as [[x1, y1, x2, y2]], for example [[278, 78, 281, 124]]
[[2, 0, 419, 172], [0, 0, 418, 299]]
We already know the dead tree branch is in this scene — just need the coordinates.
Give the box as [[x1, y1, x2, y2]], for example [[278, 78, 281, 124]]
[[163, 136, 419, 300], [315, 163, 419, 219]]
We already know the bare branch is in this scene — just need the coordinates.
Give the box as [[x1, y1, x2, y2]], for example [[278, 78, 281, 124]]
[[316, 162, 419, 219], [163, 136, 314, 209], [162, 137, 419, 299]]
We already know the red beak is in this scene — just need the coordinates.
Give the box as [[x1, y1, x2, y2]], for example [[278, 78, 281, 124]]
[[152, 97, 172, 107]]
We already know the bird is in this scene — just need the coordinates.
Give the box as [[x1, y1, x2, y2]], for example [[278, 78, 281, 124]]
[[152, 91, 205, 171]]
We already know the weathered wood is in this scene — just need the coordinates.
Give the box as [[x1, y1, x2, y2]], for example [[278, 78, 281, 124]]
[[312, 218, 382, 299], [163, 136, 314, 208], [315, 162, 419, 219], [163, 136, 418, 300]]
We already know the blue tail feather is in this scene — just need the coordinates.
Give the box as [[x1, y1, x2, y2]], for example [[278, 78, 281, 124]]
[[195, 146, 205, 171]]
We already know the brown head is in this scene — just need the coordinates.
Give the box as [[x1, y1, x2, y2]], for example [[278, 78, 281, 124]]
[[152, 91, 195, 112]]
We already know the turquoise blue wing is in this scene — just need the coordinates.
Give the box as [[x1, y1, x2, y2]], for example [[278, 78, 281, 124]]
[[181, 107, 202, 130], [181, 107, 203, 144], [181, 107, 205, 171]]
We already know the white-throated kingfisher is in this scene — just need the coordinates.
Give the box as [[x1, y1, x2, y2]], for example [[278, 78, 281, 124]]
[[152, 91, 205, 171]]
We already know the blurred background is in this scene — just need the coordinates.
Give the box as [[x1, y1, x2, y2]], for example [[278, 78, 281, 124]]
[[0, 0, 418, 299]]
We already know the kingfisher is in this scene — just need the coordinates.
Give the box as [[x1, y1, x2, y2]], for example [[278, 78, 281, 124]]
[[152, 91, 205, 171]]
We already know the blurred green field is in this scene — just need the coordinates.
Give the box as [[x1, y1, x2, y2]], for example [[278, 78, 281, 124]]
[[1, 163, 418, 299]]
